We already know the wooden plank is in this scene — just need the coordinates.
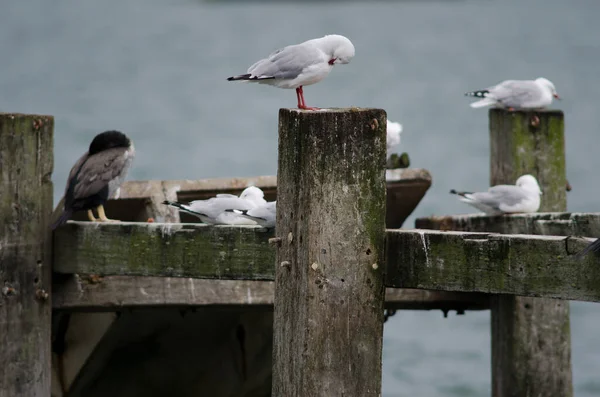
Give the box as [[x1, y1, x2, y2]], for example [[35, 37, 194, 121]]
[[488, 108, 572, 397], [416, 212, 600, 237], [52, 276, 490, 311], [272, 108, 387, 396], [53, 222, 276, 280], [0, 113, 53, 396], [385, 229, 599, 302], [53, 222, 600, 301]]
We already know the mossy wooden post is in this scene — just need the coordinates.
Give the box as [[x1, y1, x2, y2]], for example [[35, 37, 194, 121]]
[[0, 113, 53, 396], [273, 108, 387, 396], [489, 108, 572, 397]]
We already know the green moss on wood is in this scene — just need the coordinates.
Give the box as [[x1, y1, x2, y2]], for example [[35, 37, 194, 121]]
[[387, 229, 600, 302], [54, 222, 276, 280]]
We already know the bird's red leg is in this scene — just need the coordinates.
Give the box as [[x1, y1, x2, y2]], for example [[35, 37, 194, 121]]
[[296, 87, 303, 108], [297, 86, 320, 110]]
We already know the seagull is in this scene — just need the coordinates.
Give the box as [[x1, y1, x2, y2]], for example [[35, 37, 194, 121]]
[[51, 130, 135, 229], [227, 201, 277, 228], [163, 186, 266, 225], [227, 34, 355, 110], [465, 78, 560, 109], [450, 174, 542, 215], [386, 120, 402, 151]]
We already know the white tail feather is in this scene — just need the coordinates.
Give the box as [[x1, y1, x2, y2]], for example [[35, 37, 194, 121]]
[[470, 98, 497, 108]]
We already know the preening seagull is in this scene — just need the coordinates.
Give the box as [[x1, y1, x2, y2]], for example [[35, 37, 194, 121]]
[[227, 35, 355, 110], [465, 78, 560, 109], [228, 201, 277, 228], [450, 174, 542, 215], [51, 130, 135, 230], [163, 186, 267, 225]]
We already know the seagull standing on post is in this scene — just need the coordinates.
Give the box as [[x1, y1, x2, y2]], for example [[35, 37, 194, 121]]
[[464, 77, 560, 110], [227, 35, 355, 110]]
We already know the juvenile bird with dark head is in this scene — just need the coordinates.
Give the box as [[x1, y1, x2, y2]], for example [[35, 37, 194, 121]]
[[51, 130, 135, 230]]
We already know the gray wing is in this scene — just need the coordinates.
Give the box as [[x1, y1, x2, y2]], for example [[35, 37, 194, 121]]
[[472, 185, 529, 210], [489, 80, 542, 108], [64, 152, 89, 197], [71, 147, 131, 200], [247, 44, 323, 79]]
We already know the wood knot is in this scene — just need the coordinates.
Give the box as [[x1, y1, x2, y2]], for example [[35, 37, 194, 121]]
[[35, 289, 49, 301], [32, 118, 44, 130], [529, 114, 540, 128], [86, 274, 103, 284], [268, 237, 282, 247], [2, 283, 16, 297], [370, 118, 379, 131]]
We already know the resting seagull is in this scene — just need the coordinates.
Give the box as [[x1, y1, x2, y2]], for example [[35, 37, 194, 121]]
[[465, 78, 560, 110], [450, 174, 542, 215], [51, 130, 135, 229], [228, 201, 277, 228], [163, 186, 266, 225], [227, 34, 355, 110]]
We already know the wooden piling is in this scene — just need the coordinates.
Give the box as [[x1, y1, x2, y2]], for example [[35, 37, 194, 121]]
[[0, 113, 53, 396], [489, 109, 572, 397], [272, 108, 387, 396]]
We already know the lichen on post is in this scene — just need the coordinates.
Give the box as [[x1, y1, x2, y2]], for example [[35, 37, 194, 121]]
[[489, 108, 572, 397], [0, 113, 53, 395], [272, 108, 387, 396]]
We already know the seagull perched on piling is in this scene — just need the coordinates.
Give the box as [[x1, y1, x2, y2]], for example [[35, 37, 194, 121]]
[[450, 174, 542, 215], [227, 34, 355, 110], [163, 186, 266, 225], [465, 78, 560, 110], [51, 130, 135, 229]]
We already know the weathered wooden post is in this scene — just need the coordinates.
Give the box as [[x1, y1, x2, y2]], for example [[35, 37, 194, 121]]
[[0, 113, 53, 396], [489, 109, 572, 397], [273, 108, 387, 396]]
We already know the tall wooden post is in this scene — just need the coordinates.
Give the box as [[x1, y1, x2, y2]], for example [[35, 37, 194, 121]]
[[0, 113, 53, 396], [273, 109, 387, 396], [489, 109, 572, 397]]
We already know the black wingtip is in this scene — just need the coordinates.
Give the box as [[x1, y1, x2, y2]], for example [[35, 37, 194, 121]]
[[226, 77, 235, 81], [449, 189, 458, 195]]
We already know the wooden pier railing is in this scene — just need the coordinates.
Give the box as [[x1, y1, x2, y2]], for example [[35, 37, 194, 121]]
[[1, 108, 597, 397]]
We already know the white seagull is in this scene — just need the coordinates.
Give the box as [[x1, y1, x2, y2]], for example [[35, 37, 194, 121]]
[[228, 201, 277, 228], [227, 34, 355, 110], [163, 186, 266, 225], [465, 78, 560, 109], [386, 120, 402, 151], [450, 174, 542, 215]]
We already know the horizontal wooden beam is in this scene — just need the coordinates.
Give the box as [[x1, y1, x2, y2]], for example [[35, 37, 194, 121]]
[[53, 222, 275, 280], [52, 275, 490, 312], [416, 212, 600, 236], [386, 229, 600, 302], [53, 222, 600, 302]]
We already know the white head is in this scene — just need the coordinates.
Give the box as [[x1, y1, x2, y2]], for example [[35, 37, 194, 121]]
[[516, 174, 542, 195], [318, 35, 355, 65], [240, 186, 265, 202], [535, 77, 560, 99]]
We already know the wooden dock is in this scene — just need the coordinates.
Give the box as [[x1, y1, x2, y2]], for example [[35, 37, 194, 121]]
[[1, 108, 596, 397]]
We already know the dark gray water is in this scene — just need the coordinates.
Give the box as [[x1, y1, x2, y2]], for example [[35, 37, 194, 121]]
[[1, 0, 599, 395]]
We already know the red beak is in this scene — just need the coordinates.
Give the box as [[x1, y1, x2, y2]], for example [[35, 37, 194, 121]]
[[553, 93, 561, 100], [328, 58, 336, 65]]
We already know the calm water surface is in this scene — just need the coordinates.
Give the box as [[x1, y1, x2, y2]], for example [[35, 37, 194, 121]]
[[1, 0, 599, 395]]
